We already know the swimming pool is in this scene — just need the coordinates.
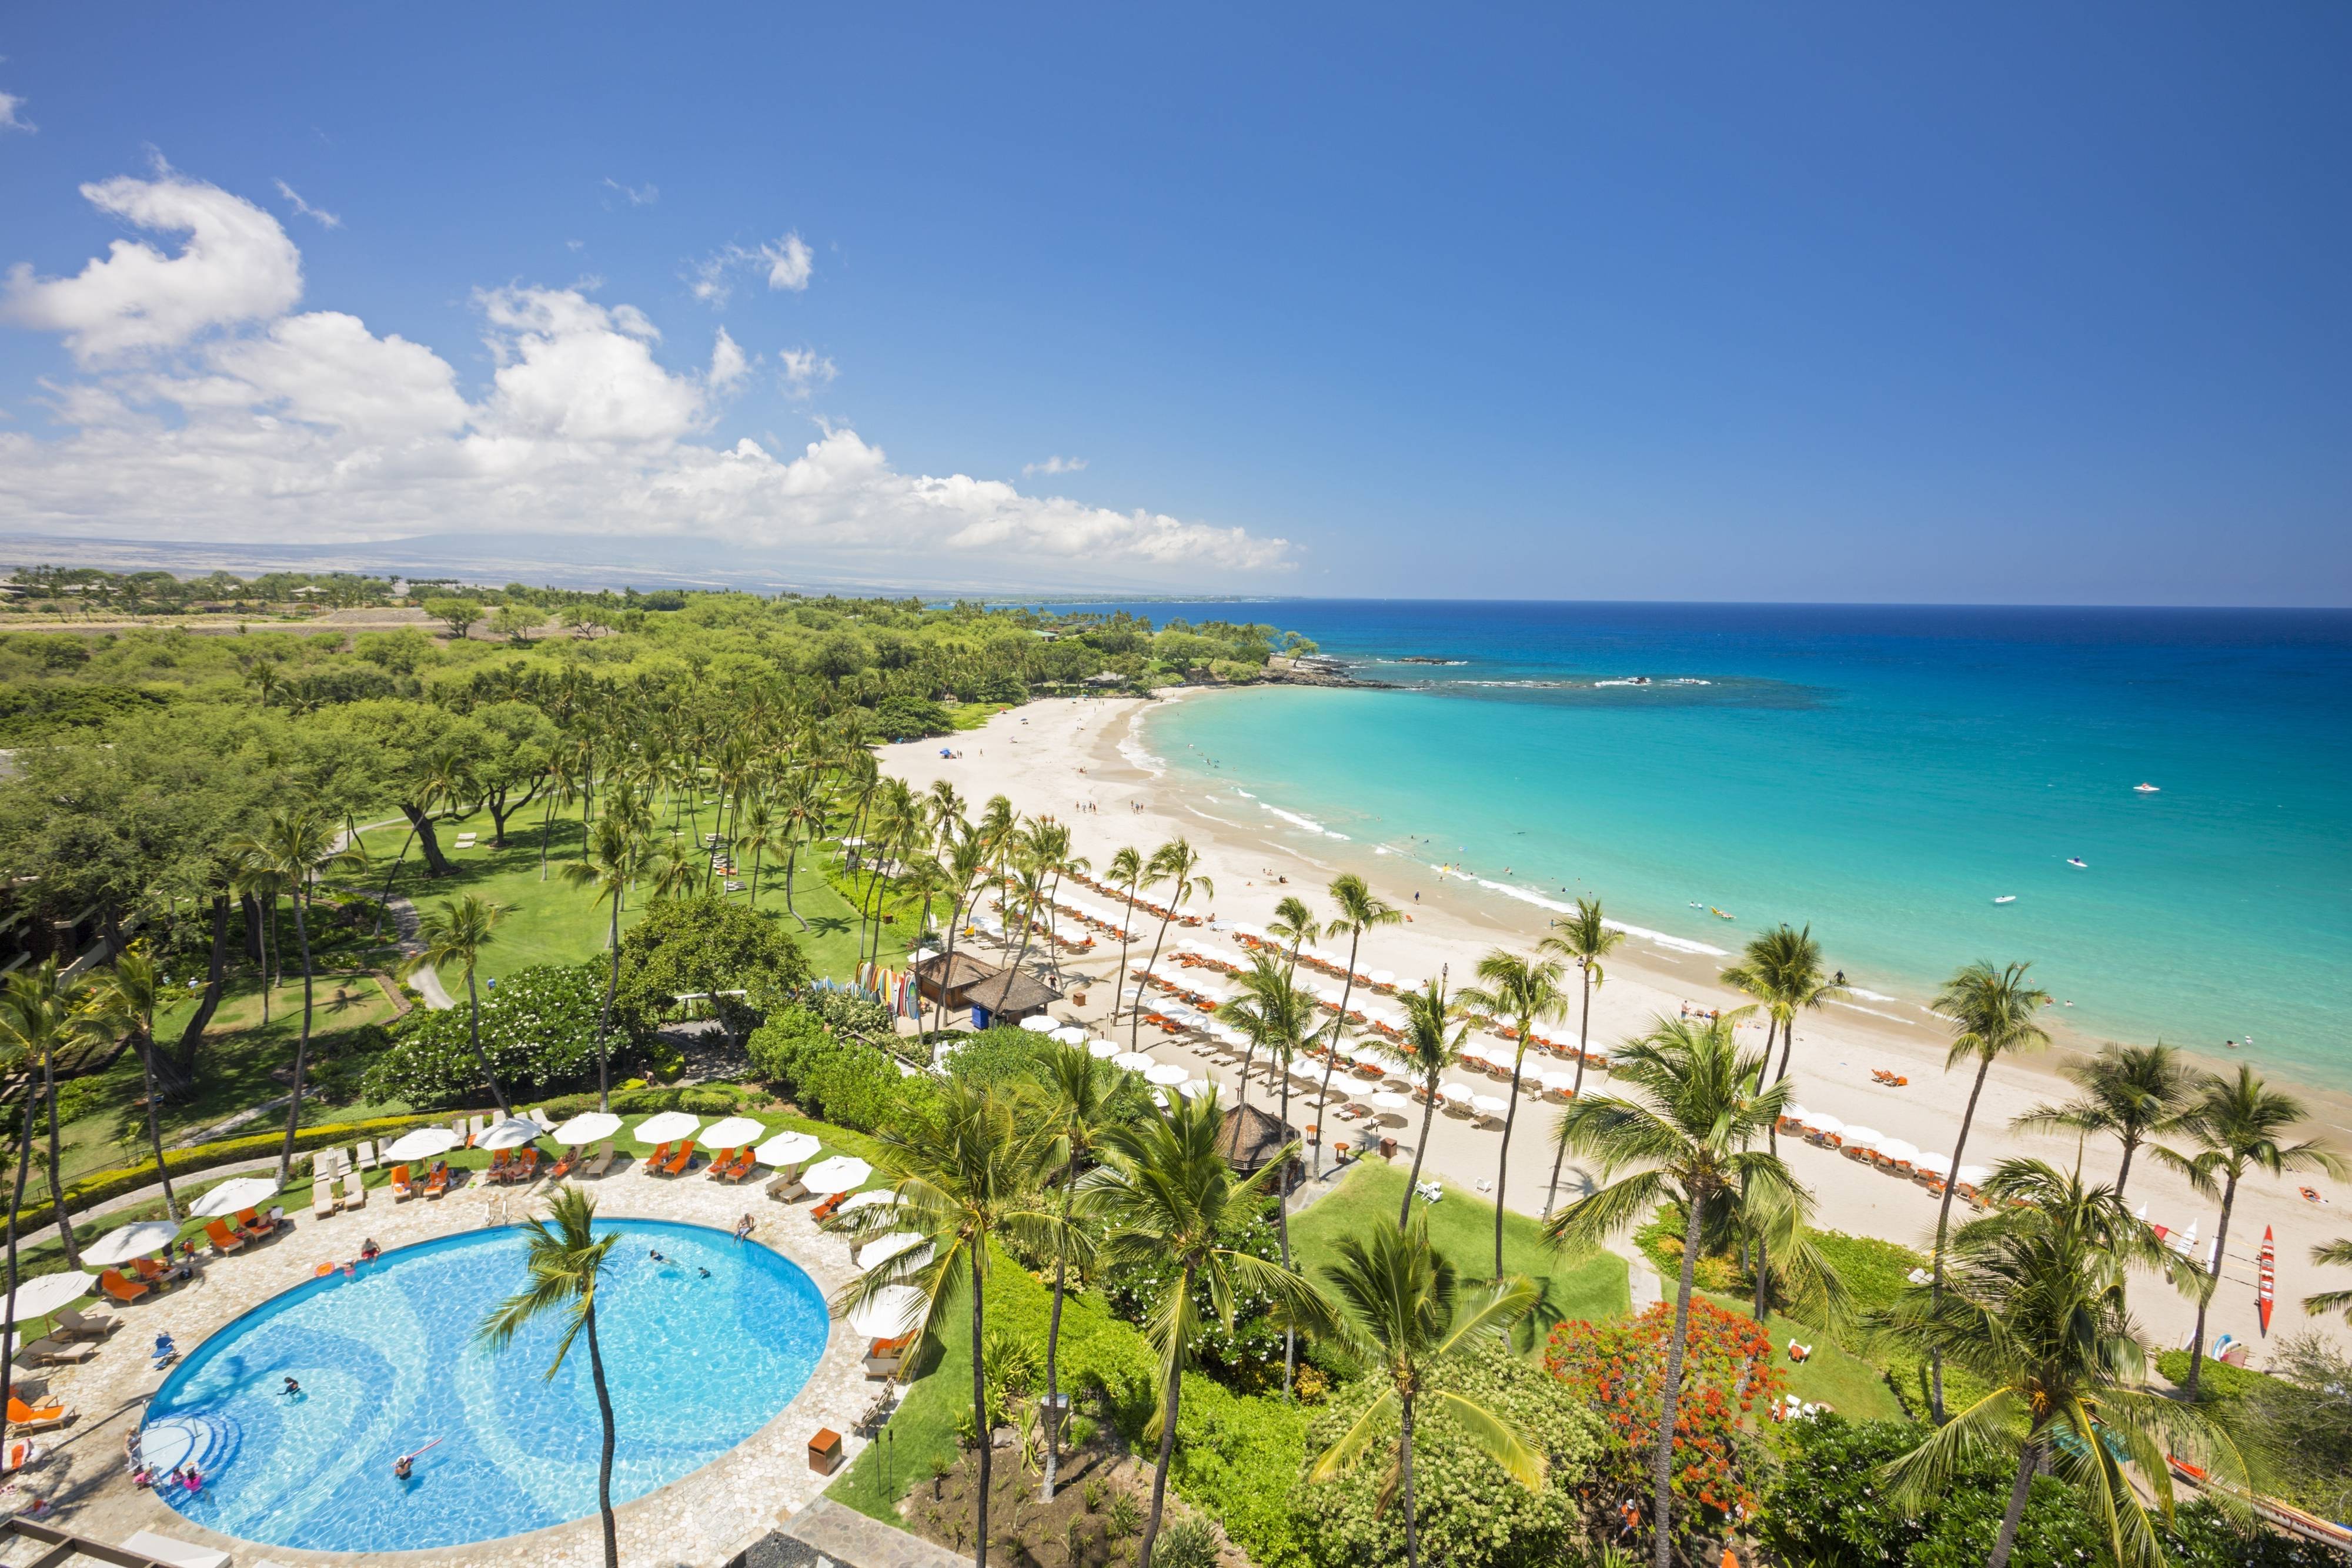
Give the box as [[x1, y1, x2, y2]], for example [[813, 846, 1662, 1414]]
[[140, 1219, 830, 1553]]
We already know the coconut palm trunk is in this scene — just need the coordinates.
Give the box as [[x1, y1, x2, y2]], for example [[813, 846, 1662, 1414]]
[[463, 965, 512, 1119], [1990, 1436, 2044, 1568], [1648, 1193, 1706, 1568], [2, 1092, 38, 1461], [2184, 1166, 2240, 1399], [41, 1031, 78, 1268], [594, 895, 622, 1112], [970, 1246, 993, 1568], [585, 1303, 620, 1567], [132, 1021, 178, 1222], [1402, 1080, 1441, 1229], [1399, 1392, 1421, 1568], [1132, 904, 1177, 1051], [1548, 965, 1601, 1218], [1929, 1054, 1992, 1421], [274, 886, 320, 1188], [1138, 1263, 1193, 1568], [1492, 1033, 1526, 1279]]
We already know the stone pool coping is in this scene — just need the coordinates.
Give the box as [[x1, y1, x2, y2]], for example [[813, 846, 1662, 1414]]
[[3, 1156, 883, 1567]]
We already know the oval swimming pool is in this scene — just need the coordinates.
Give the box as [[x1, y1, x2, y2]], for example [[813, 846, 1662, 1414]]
[[141, 1218, 830, 1553]]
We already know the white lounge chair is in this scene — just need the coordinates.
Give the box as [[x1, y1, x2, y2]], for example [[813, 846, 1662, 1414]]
[[343, 1169, 366, 1209], [121, 1530, 233, 1568], [313, 1179, 337, 1219], [355, 1139, 377, 1170]]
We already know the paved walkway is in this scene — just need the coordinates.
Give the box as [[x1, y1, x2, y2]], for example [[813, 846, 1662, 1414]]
[[747, 1499, 973, 1568]]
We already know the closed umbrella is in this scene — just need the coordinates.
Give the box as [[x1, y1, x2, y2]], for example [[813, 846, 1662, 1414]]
[[633, 1111, 700, 1145], [754, 1131, 821, 1167], [803, 1156, 871, 1193], [1087, 1039, 1121, 1059], [1112, 1052, 1154, 1071], [477, 1117, 544, 1151], [1144, 1062, 1188, 1086], [700, 1116, 765, 1151], [553, 1111, 622, 1147], [1020, 1015, 1060, 1034], [382, 1127, 462, 1164], [847, 1283, 926, 1339], [191, 1175, 283, 1218], [84, 1221, 180, 1267]]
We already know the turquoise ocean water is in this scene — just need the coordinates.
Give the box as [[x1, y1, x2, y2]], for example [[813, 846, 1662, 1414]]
[[1061, 603, 2351, 1086]]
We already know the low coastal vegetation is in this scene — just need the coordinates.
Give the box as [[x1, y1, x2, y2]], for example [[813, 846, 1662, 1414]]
[[0, 571, 2344, 1567]]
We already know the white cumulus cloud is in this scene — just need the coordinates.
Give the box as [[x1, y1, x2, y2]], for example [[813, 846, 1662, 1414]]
[[0, 166, 1293, 587], [763, 232, 813, 292], [1023, 455, 1087, 476], [779, 346, 837, 397], [0, 92, 31, 133], [686, 232, 816, 307], [1, 170, 303, 360]]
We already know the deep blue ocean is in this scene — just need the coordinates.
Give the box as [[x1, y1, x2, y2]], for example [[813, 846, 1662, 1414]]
[[1050, 601, 2351, 1085]]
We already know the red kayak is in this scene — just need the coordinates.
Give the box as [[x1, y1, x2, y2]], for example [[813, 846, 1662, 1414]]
[[2258, 1226, 2276, 1336]]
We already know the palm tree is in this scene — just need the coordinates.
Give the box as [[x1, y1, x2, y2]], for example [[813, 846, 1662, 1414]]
[[231, 805, 367, 1186], [562, 810, 646, 1114], [1105, 845, 1144, 1026], [1925, 959, 2052, 1422], [931, 827, 991, 1035], [2012, 1042, 2194, 1198], [478, 1187, 624, 1568], [76, 944, 179, 1222], [1717, 923, 1844, 1091], [1546, 1014, 1799, 1568], [405, 894, 515, 1118], [1033, 1042, 1118, 1499], [773, 768, 830, 930], [736, 797, 785, 911], [1308, 1216, 1545, 1568], [1312, 874, 1401, 1176], [1389, 978, 1468, 1229], [1080, 1089, 1322, 1568], [1218, 953, 1320, 1395], [1540, 898, 1622, 1215], [1459, 948, 1569, 1279], [1883, 1161, 2244, 1568], [0, 962, 85, 1268], [1001, 842, 1051, 998], [2157, 1067, 2346, 1399], [1268, 895, 1320, 979], [2304, 1237, 2352, 1323], [1026, 819, 1089, 989], [835, 1082, 1060, 1568], [1130, 839, 1210, 1052]]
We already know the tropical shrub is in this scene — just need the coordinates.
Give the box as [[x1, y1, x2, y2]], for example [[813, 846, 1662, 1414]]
[[363, 960, 603, 1105], [1100, 1192, 1289, 1392], [24, 1109, 447, 1222], [870, 693, 954, 739], [1291, 1341, 1605, 1568], [940, 1026, 1046, 1090], [1759, 1413, 2334, 1568], [1170, 1372, 1311, 1568], [745, 1005, 931, 1132], [1543, 1298, 1783, 1531], [612, 894, 810, 1047], [804, 984, 894, 1039]]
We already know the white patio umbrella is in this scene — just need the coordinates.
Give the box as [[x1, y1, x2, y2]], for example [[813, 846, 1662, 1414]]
[[1875, 1138, 1922, 1165], [477, 1117, 544, 1151], [191, 1175, 284, 1217], [84, 1221, 180, 1266], [857, 1232, 929, 1273], [1289, 1061, 1322, 1081], [1841, 1126, 1885, 1150], [1150, 1091, 1171, 1110], [754, 1131, 821, 1167], [553, 1111, 622, 1146], [1956, 1164, 1993, 1188], [1050, 1026, 1088, 1047], [1471, 1094, 1511, 1117], [6, 1271, 95, 1333], [696, 1116, 763, 1151], [1087, 1039, 1121, 1059], [1144, 1062, 1188, 1086], [633, 1111, 700, 1145], [1348, 1041, 1389, 1065], [838, 1189, 897, 1216], [1368, 969, 1396, 987], [1458, 1040, 1494, 1066], [1781, 1104, 1810, 1124], [1915, 1152, 1954, 1178], [1177, 1079, 1214, 1100], [847, 1283, 926, 1339], [1369, 1091, 1411, 1111], [1020, 1015, 1060, 1034], [803, 1156, 872, 1193], [1112, 1052, 1155, 1071], [1439, 1081, 1475, 1103], [1801, 1113, 1846, 1138], [381, 1127, 462, 1164], [1540, 1069, 1581, 1092]]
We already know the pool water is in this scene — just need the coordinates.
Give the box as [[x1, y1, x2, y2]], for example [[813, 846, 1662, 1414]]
[[141, 1219, 830, 1553]]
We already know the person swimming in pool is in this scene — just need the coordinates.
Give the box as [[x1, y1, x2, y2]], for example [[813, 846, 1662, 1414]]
[[393, 1437, 441, 1481], [649, 1248, 667, 1263], [282, 1376, 302, 1398]]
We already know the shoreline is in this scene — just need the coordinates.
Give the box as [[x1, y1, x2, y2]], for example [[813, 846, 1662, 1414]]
[[877, 690, 2352, 1363]]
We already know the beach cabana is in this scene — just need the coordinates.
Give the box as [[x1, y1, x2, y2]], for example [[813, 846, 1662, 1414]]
[[1216, 1101, 1302, 1187]]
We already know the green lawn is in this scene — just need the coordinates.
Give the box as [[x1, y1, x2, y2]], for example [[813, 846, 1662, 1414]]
[[1289, 1161, 1630, 1348], [333, 806, 901, 989]]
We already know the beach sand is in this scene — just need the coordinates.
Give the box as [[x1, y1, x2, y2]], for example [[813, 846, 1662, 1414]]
[[878, 691, 2352, 1366]]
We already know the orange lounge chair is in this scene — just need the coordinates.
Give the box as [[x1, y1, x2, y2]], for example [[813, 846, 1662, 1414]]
[[516, 1148, 540, 1181], [98, 1269, 149, 1305], [808, 1192, 846, 1222], [236, 1206, 279, 1238], [548, 1147, 580, 1180], [389, 1162, 415, 1201], [659, 1139, 697, 1176], [486, 1149, 513, 1183], [642, 1139, 674, 1173], [129, 1258, 175, 1288], [425, 1161, 450, 1198], [6, 1396, 69, 1432], [703, 1148, 739, 1180], [725, 1149, 758, 1182], [203, 1219, 245, 1255]]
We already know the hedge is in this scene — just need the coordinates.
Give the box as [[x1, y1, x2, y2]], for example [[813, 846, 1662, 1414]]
[[22, 1109, 452, 1224]]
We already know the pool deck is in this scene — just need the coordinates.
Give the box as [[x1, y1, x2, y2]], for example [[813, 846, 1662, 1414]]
[[0, 1157, 883, 1567]]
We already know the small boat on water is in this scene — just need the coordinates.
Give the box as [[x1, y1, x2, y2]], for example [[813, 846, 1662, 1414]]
[[2067, 857, 2087, 868], [2134, 782, 2160, 793], [1993, 895, 2017, 905], [2259, 1227, 2276, 1335]]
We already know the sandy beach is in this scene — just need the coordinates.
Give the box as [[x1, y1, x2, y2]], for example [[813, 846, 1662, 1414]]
[[878, 691, 2352, 1366]]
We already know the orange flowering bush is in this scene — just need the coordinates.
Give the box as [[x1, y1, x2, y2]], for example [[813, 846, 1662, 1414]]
[[1543, 1299, 1783, 1531]]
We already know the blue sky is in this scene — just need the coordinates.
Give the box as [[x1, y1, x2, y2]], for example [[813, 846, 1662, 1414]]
[[2, 6, 2347, 601]]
